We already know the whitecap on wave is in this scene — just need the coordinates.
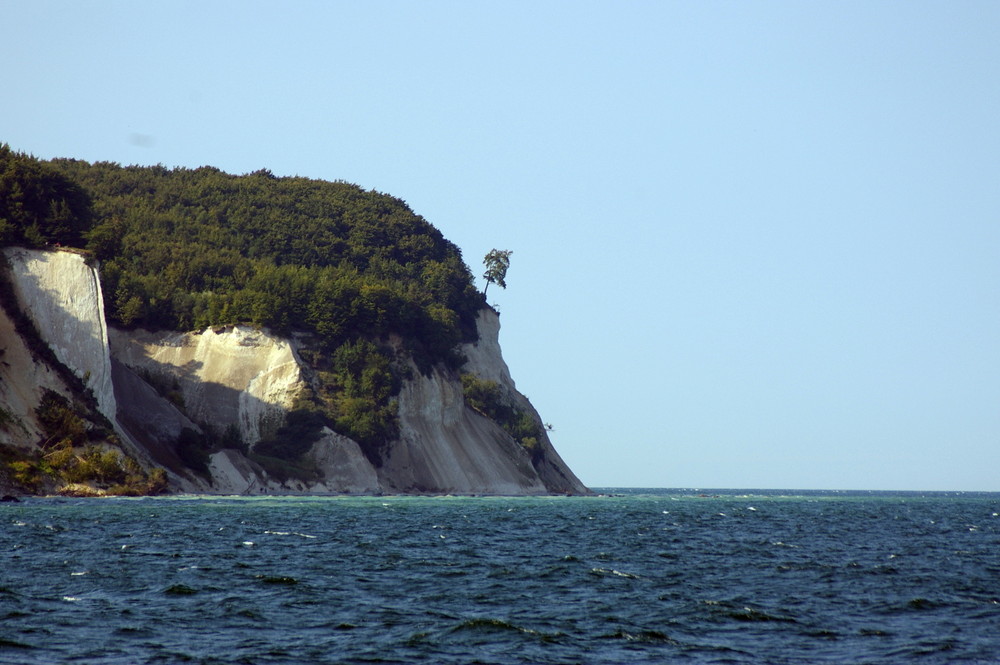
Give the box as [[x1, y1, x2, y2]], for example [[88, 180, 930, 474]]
[[590, 568, 640, 579]]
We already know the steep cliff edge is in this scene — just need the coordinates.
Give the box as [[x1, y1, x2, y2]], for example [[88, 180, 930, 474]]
[[1, 247, 587, 495], [459, 309, 588, 494], [3, 248, 116, 423]]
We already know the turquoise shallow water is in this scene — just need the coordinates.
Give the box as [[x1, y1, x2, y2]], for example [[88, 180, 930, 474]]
[[2, 489, 999, 664]]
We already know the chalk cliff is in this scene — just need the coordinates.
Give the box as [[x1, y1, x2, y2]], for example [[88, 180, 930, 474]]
[[380, 335, 550, 495], [109, 326, 302, 448], [0, 248, 163, 495], [0, 287, 62, 452], [3, 248, 116, 423], [1, 248, 587, 495]]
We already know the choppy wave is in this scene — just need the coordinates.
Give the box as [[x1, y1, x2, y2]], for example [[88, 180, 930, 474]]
[[1, 490, 998, 664]]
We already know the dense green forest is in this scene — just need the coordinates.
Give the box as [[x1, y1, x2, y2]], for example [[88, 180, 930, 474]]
[[1, 145, 484, 360], [0, 145, 491, 466], [0, 145, 93, 248]]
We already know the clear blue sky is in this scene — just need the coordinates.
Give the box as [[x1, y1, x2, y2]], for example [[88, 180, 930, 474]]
[[4, 1, 998, 490]]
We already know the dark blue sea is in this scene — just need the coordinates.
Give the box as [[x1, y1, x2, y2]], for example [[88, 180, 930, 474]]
[[2, 489, 999, 664]]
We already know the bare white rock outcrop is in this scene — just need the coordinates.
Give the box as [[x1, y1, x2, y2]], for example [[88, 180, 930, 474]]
[[109, 325, 302, 446], [305, 429, 381, 493], [0, 298, 59, 450], [379, 363, 547, 494]]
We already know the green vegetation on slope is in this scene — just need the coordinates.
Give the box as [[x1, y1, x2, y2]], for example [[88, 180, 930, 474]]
[[461, 374, 543, 461], [0, 389, 167, 496]]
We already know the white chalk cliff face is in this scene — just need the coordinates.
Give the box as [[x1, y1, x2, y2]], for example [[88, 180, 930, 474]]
[[2, 248, 588, 495], [109, 326, 302, 447], [3, 248, 117, 424], [0, 290, 61, 451], [380, 358, 547, 494]]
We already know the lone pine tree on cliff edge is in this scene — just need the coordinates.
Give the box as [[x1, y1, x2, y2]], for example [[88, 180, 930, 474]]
[[482, 249, 512, 298]]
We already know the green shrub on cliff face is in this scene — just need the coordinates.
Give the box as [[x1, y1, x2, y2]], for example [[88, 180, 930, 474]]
[[49, 443, 167, 495], [305, 338, 401, 466], [247, 338, 402, 477], [35, 390, 88, 448], [0, 441, 166, 496], [460, 373, 543, 458]]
